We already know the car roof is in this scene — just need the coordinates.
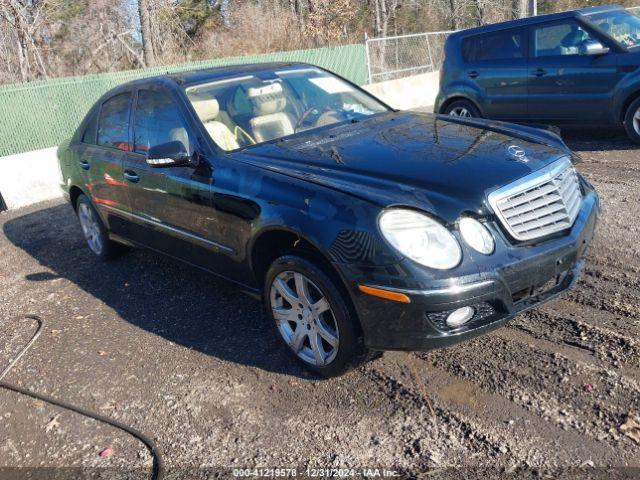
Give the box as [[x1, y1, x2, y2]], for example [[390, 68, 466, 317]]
[[449, 4, 626, 38], [109, 61, 311, 92], [90, 61, 320, 115]]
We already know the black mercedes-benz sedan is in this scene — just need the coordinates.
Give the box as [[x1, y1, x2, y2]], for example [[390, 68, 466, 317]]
[[57, 62, 600, 377]]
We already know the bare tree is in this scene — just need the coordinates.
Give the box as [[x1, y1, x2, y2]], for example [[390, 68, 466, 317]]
[[138, 0, 155, 67], [0, 0, 49, 81], [0, 0, 604, 86]]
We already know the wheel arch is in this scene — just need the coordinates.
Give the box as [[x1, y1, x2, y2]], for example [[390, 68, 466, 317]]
[[249, 226, 363, 331], [438, 95, 483, 116], [620, 89, 640, 123], [69, 185, 86, 211]]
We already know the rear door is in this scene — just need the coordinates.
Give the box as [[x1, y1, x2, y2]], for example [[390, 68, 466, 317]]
[[82, 91, 132, 235], [462, 27, 529, 120], [527, 18, 621, 123], [123, 86, 223, 268]]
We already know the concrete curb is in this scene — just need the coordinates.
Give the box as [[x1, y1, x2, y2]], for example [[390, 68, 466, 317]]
[[0, 146, 62, 210], [364, 71, 439, 111]]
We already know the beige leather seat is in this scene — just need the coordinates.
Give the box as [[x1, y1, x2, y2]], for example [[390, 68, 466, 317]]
[[191, 98, 239, 151], [247, 83, 294, 143]]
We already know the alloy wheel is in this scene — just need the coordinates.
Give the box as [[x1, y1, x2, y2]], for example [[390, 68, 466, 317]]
[[634, 106, 640, 136], [449, 107, 471, 117], [270, 271, 339, 366], [78, 202, 104, 255]]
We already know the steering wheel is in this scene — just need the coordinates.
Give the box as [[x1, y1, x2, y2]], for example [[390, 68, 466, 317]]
[[295, 105, 338, 132]]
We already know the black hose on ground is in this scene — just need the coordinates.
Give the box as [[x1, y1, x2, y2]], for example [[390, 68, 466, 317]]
[[0, 315, 164, 480]]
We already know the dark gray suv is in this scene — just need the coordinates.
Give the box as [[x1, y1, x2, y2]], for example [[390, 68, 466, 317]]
[[435, 5, 640, 144]]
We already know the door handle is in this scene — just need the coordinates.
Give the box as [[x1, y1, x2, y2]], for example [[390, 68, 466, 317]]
[[79, 160, 90, 171], [468, 71, 479, 79], [123, 171, 140, 183], [533, 68, 547, 77]]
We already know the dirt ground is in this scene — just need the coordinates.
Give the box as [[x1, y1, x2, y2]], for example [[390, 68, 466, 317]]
[[0, 128, 639, 479]]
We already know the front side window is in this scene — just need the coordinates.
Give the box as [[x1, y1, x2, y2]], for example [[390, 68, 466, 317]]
[[586, 10, 640, 49], [462, 29, 526, 62], [184, 67, 388, 151], [133, 89, 191, 156], [97, 92, 131, 151], [534, 20, 597, 57]]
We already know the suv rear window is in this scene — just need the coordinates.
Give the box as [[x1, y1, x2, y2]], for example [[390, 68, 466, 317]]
[[462, 29, 526, 62]]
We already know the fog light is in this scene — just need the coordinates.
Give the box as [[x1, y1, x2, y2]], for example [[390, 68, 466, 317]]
[[446, 306, 475, 328]]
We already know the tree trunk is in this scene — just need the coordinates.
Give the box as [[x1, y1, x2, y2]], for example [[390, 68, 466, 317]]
[[517, 0, 529, 18], [6, 1, 31, 81], [373, 0, 381, 36], [138, 0, 155, 67], [448, 0, 457, 30]]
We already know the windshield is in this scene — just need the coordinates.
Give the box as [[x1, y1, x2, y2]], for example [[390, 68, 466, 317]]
[[184, 67, 388, 151], [586, 10, 640, 49]]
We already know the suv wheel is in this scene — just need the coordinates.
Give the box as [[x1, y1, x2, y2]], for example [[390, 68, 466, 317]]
[[76, 194, 122, 260], [624, 97, 640, 145], [443, 99, 481, 118], [264, 255, 370, 377]]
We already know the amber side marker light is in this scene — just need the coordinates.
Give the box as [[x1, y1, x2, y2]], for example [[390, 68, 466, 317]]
[[358, 285, 411, 304]]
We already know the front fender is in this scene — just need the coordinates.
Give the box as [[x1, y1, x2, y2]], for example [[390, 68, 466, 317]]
[[212, 156, 402, 283], [246, 172, 401, 267]]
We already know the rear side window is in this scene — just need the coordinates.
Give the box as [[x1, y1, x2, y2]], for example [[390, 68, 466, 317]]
[[463, 29, 526, 62], [132, 89, 191, 156], [97, 92, 131, 151], [81, 110, 98, 144]]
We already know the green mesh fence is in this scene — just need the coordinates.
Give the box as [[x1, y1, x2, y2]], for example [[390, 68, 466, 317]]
[[0, 44, 367, 157]]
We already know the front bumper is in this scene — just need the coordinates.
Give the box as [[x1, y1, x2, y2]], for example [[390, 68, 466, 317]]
[[338, 190, 599, 351]]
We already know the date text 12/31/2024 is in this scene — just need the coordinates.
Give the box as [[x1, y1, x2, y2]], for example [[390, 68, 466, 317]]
[[232, 468, 401, 477]]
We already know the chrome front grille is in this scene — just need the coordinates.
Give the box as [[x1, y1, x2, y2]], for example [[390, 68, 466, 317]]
[[488, 158, 582, 241]]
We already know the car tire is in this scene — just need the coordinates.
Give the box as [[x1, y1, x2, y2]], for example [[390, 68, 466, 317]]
[[75, 194, 123, 260], [443, 99, 481, 118], [264, 254, 372, 378], [623, 97, 640, 145]]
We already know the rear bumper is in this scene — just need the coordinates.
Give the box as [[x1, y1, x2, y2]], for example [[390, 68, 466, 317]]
[[339, 191, 599, 351]]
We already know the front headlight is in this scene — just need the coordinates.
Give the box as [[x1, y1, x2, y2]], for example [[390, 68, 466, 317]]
[[458, 217, 495, 255], [379, 209, 462, 270]]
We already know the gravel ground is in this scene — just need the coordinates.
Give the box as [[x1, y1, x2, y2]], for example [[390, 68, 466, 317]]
[[0, 128, 639, 479]]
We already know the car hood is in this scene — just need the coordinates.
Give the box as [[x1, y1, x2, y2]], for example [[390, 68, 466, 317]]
[[237, 112, 572, 223]]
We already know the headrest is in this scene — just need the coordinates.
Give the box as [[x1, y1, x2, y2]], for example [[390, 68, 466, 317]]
[[247, 82, 286, 116], [191, 98, 219, 122]]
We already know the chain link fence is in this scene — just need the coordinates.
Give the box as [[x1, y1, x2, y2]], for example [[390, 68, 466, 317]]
[[0, 44, 367, 157], [365, 31, 453, 84]]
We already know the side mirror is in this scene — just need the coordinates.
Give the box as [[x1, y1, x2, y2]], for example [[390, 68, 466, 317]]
[[146, 141, 191, 167], [580, 40, 610, 56]]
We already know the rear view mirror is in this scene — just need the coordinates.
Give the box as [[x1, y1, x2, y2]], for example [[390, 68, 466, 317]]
[[580, 40, 610, 56], [146, 141, 191, 167]]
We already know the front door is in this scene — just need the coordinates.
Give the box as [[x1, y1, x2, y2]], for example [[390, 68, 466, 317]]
[[123, 86, 225, 269], [462, 26, 529, 120], [527, 19, 622, 123]]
